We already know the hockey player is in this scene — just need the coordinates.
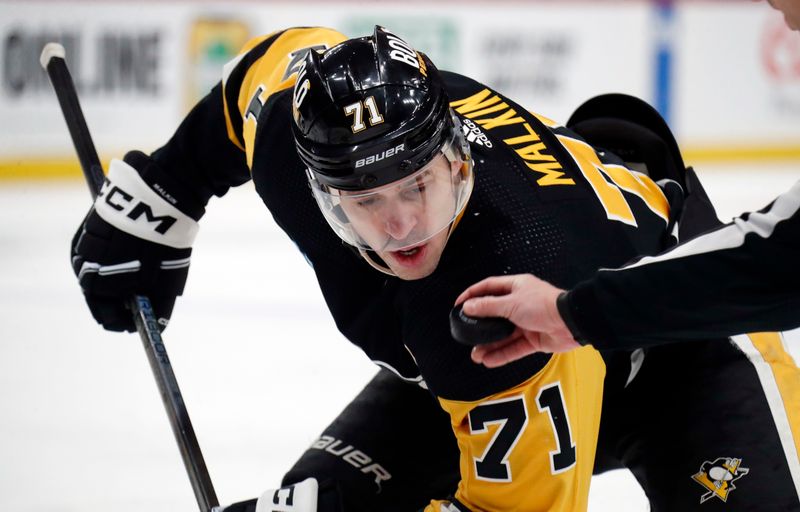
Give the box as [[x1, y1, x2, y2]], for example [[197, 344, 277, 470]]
[[70, 26, 800, 511]]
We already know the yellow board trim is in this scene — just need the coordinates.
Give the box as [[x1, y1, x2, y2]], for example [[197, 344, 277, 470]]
[[0, 160, 101, 181], [3, 145, 799, 182], [683, 144, 800, 163]]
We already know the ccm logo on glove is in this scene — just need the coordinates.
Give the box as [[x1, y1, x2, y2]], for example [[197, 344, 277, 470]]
[[94, 159, 199, 248], [99, 182, 177, 235]]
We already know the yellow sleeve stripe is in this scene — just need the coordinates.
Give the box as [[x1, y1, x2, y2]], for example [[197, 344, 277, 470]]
[[558, 134, 670, 225], [222, 31, 285, 151], [221, 53, 247, 146], [221, 27, 347, 168], [221, 32, 283, 150], [604, 166, 670, 223]]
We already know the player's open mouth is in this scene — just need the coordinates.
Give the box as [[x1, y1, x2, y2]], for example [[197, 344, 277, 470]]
[[390, 244, 427, 266]]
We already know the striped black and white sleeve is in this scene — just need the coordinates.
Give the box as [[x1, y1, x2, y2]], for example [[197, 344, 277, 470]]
[[560, 179, 800, 349]]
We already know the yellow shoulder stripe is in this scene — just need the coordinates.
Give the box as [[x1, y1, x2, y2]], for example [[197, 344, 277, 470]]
[[222, 27, 347, 168]]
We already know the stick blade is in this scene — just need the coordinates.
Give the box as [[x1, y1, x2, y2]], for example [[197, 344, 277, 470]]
[[40, 42, 66, 70]]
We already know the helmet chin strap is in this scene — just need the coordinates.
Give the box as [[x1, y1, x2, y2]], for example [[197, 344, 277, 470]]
[[358, 247, 397, 277]]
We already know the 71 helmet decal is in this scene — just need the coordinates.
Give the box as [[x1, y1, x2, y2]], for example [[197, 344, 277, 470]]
[[342, 31, 425, 134], [691, 457, 750, 504], [344, 96, 385, 133]]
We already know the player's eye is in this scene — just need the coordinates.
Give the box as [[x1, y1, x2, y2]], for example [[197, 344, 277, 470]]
[[400, 173, 431, 201], [400, 183, 426, 200], [355, 196, 382, 209]]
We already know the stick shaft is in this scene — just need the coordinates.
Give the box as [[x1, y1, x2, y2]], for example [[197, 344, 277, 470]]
[[40, 45, 104, 198], [131, 297, 219, 511], [41, 44, 219, 512]]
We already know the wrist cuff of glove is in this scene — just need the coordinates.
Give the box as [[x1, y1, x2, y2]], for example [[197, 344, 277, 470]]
[[95, 157, 201, 249], [124, 150, 206, 220], [256, 478, 319, 512]]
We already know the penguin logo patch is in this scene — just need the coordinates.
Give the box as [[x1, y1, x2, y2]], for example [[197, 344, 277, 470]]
[[691, 457, 750, 504]]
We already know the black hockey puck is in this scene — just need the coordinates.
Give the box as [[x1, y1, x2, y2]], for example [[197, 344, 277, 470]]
[[449, 304, 516, 346]]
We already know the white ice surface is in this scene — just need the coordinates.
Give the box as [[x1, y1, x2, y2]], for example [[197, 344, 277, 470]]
[[0, 165, 798, 511]]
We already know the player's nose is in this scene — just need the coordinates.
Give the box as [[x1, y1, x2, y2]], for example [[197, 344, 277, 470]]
[[382, 205, 418, 241]]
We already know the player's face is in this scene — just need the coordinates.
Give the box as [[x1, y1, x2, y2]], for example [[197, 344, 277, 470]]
[[765, 0, 800, 30], [340, 155, 462, 280]]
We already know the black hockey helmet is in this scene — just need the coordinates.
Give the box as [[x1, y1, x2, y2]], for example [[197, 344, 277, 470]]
[[291, 26, 473, 253], [292, 25, 469, 191]]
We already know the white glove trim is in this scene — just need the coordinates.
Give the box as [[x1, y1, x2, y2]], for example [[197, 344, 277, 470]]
[[160, 257, 192, 270], [255, 477, 319, 512], [94, 159, 199, 249], [78, 260, 141, 280]]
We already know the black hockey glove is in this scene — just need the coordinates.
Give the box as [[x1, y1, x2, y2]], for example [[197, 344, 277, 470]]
[[71, 151, 206, 332]]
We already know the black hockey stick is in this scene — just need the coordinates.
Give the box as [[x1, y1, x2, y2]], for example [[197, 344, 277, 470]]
[[40, 43, 219, 512]]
